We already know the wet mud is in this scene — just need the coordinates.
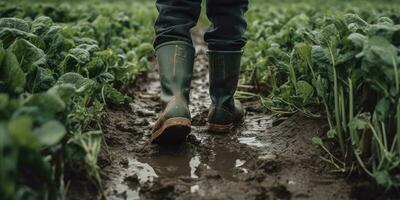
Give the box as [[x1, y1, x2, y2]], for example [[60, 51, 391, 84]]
[[82, 29, 382, 200]]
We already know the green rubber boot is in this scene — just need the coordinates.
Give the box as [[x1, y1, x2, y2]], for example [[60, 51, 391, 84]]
[[151, 41, 194, 144], [207, 50, 245, 133]]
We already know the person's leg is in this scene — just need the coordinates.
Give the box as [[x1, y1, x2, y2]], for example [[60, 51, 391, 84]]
[[204, 0, 248, 51], [154, 0, 202, 47], [205, 0, 249, 133], [151, 0, 201, 144]]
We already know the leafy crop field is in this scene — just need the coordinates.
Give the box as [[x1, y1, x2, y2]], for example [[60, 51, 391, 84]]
[[243, 0, 400, 189], [0, 1, 156, 199], [1, 0, 399, 199]]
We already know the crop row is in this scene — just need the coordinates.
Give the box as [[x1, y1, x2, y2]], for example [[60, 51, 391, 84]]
[[0, 1, 156, 199], [242, 2, 400, 188]]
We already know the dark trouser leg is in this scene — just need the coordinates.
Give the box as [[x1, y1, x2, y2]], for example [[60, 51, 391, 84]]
[[205, 0, 248, 133], [154, 0, 202, 48], [151, 0, 201, 144], [204, 0, 249, 51]]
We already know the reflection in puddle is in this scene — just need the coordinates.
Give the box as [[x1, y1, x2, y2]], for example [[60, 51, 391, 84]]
[[107, 134, 265, 199], [128, 159, 158, 183], [235, 159, 246, 168], [190, 156, 201, 179], [235, 159, 248, 174], [207, 145, 243, 181], [107, 158, 157, 200], [190, 185, 200, 193], [140, 147, 192, 178], [238, 136, 267, 148], [138, 140, 248, 182]]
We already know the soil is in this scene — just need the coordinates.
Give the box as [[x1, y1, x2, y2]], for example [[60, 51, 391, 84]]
[[67, 28, 397, 200]]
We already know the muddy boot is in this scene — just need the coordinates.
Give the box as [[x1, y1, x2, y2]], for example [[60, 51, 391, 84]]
[[207, 50, 244, 133], [151, 41, 195, 144]]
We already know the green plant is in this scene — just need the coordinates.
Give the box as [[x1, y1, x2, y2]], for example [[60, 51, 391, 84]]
[[243, 1, 400, 189], [0, 1, 156, 199]]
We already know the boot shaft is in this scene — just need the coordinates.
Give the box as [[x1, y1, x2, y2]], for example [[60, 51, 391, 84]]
[[151, 41, 195, 144], [208, 50, 242, 109], [156, 41, 195, 107]]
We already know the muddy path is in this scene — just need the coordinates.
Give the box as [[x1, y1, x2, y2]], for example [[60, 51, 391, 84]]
[[94, 29, 357, 200]]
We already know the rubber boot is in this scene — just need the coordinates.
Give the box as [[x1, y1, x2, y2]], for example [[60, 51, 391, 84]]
[[207, 50, 245, 133], [151, 41, 195, 144]]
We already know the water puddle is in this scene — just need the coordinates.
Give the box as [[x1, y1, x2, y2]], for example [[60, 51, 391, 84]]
[[238, 136, 268, 148], [190, 156, 201, 179], [106, 116, 276, 199], [106, 158, 158, 200], [139, 147, 193, 178], [206, 145, 243, 181]]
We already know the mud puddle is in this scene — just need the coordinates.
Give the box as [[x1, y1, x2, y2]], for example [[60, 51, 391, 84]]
[[90, 28, 366, 200]]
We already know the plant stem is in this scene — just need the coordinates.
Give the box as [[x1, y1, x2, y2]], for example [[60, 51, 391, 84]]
[[397, 99, 400, 154], [392, 57, 399, 93], [348, 78, 358, 145], [333, 66, 344, 154], [289, 50, 298, 92]]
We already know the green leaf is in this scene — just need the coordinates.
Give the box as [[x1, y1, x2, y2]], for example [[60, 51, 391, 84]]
[[69, 47, 91, 64], [24, 93, 65, 114], [84, 57, 106, 77], [343, 14, 369, 28], [347, 33, 366, 49], [8, 116, 38, 149], [9, 39, 46, 74], [30, 67, 56, 93], [0, 41, 5, 64], [320, 24, 339, 48], [375, 98, 390, 122], [47, 84, 76, 104], [327, 129, 336, 138], [0, 18, 30, 32], [296, 80, 314, 104], [0, 28, 40, 48], [31, 16, 53, 36], [295, 43, 312, 65], [60, 54, 80, 73], [362, 36, 397, 67], [65, 131, 102, 179], [311, 45, 330, 65], [373, 171, 391, 187], [0, 123, 18, 198], [0, 50, 26, 93], [0, 93, 9, 110], [312, 137, 323, 145], [32, 120, 66, 146], [135, 43, 154, 58], [349, 113, 371, 130], [56, 72, 96, 94], [103, 84, 126, 104], [367, 23, 400, 44]]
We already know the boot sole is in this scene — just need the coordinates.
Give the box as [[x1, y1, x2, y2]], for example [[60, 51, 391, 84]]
[[151, 117, 191, 144], [207, 122, 234, 134]]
